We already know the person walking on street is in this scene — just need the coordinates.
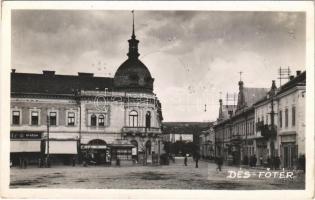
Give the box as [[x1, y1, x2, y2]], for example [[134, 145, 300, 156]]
[[195, 153, 199, 168], [253, 154, 257, 167], [216, 156, 223, 172], [184, 154, 187, 166]]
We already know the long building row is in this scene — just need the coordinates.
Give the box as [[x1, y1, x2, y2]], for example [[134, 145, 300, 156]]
[[211, 71, 306, 169]]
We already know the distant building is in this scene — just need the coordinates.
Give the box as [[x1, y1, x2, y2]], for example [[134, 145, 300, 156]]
[[162, 122, 210, 144], [199, 122, 215, 159], [276, 71, 305, 169], [253, 80, 278, 166], [214, 79, 268, 165], [214, 71, 306, 169]]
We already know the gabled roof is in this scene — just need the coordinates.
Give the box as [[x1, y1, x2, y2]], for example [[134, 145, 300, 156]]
[[243, 87, 269, 107], [11, 71, 113, 95]]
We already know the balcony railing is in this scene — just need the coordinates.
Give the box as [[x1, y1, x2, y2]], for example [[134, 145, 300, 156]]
[[256, 122, 277, 138], [122, 127, 162, 137]]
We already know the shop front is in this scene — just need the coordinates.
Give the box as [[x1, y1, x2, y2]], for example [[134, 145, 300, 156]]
[[43, 138, 79, 165], [10, 131, 43, 166], [280, 133, 297, 169], [81, 143, 111, 165]]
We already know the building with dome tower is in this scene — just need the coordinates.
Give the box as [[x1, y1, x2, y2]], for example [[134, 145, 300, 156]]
[[10, 12, 163, 166]]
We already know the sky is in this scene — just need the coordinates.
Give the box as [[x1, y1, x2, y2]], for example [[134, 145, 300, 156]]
[[12, 10, 306, 122]]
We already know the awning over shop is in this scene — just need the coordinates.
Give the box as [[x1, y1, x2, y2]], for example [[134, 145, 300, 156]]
[[45, 140, 78, 154], [81, 144, 108, 149], [11, 140, 41, 153], [108, 144, 135, 149]]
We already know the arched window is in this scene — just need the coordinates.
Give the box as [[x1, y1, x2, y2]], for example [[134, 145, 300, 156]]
[[129, 110, 138, 127], [91, 114, 97, 126], [98, 114, 105, 126], [145, 111, 151, 128]]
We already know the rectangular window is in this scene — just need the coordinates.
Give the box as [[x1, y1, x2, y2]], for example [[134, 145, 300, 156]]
[[279, 110, 282, 128], [285, 108, 288, 127], [68, 112, 75, 126], [12, 111, 20, 125], [292, 106, 296, 126], [49, 112, 57, 126], [31, 111, 39, 125]]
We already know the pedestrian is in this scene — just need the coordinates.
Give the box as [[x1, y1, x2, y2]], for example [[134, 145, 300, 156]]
[[38, 158, 42, 168], [195, 153, 199, 168], [23, 159, 27, 169], [259, 156, 263, 166], [267, 156, 271, 168], [253, 154, 257, 167], [184, 154, 187, 166], [72, 156, 76, 167], [274, 156, 281, 170], [249, 155, 253, 167], [219, 156, 223, 171]]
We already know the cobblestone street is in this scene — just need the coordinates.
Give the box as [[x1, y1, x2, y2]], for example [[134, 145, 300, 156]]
[[10, 158, 305, 189]]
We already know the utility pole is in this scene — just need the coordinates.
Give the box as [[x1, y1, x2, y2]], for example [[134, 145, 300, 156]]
[[46, 114, 50, 167]]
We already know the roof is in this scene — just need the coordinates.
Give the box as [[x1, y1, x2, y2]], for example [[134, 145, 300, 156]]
[[277, 71, 306, 95], [113, 58, 154, 93], [162, 122, 212, 135], [11, 71, 113, 95], [220, 104, 237, 120], [243, 87, 268, 107]]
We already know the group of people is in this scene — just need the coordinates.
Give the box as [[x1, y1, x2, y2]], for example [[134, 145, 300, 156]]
[[184, 153, 200, 168]]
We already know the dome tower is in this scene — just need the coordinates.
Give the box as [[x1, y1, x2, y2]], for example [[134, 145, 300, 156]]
[[114, 11, 154, 93]]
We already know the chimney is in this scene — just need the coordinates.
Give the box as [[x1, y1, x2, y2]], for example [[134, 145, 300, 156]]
[[296, 71, 301, 76], [11, 69, 16, 73], [289, 75, 294, 80], [43, 70, 55, 77], [78, 72, 94, 78]]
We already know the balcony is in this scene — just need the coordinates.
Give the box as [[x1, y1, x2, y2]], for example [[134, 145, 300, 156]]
[[256, 122, 277, 139], [122, 126, 162, 137], [230, 134, 242, 143]]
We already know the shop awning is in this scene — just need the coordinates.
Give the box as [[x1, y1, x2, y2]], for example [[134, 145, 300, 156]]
[[45, 140, 78, 154], [11, 140, 41, 153], [81, 144, 108, 149], [108, 144, 135, 149]]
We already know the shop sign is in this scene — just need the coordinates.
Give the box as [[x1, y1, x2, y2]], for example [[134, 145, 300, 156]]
[[10, 132, 42, 139]]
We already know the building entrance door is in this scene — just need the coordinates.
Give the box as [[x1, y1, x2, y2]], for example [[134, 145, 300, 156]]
[[282, 143, 297, 169]]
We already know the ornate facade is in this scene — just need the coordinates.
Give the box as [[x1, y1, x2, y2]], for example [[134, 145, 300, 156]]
[[10, 16, 163, 166]]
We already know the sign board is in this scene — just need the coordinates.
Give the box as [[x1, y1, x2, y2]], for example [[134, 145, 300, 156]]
[[10, 132, 42, 139], [132, 147, 137, 155]]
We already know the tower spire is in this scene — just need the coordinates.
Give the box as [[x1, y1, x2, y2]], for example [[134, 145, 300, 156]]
[[127, 10, 140, 59], [132, 10, 135, 38]]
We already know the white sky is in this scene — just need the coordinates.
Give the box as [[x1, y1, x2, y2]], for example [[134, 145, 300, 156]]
[[12, 10, 306, 122]]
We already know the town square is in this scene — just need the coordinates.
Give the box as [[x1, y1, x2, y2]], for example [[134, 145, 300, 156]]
[[5, 5, 310, 193]]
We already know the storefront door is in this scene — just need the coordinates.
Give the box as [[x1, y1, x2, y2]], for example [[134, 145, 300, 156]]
[[282, 143, 297, 169]]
